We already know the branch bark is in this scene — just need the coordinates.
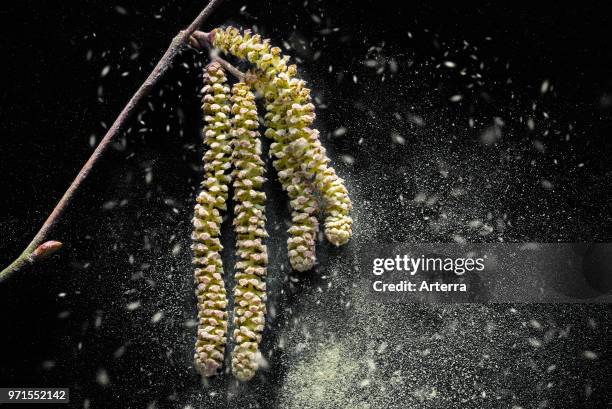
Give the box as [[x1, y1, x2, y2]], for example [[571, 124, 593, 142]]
[[0, 0, 225, 283]]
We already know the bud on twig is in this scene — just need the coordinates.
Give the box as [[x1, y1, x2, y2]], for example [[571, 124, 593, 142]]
[[31, 241, 63, 262]]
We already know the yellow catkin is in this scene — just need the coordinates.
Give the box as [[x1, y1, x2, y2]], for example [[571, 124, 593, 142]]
[[261, 72, 319, 270], [230, 81, 269, 381], [192, 62, 233, 377], [211, 27, 353, 252]]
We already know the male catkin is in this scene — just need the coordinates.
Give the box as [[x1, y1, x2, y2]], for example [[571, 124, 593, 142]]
[[229, 81, 269, 380], [192, 62, 233, 377]]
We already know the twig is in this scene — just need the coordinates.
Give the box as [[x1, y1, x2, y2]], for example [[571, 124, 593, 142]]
[[211, 52, 247, 81], [0, 0, 225, 283], [189, 31, 247, 81]]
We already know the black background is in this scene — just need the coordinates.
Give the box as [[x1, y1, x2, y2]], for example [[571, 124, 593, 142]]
[[1, 1, 612, 408]]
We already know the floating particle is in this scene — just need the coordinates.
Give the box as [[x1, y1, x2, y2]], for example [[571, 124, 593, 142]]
[[533, 140, 545, 152], [333, 127, 347, 137], [255, 351, 270, 369], [414, 192, 427, 203], [100, 65, 111, 77], [540, 79, 550, 94], [96, 368, 110, 386], [582, 350, 598, 360], [388, 59, 398, 73], [529, 319, 543, 330], [151, 311, 164, 323], [126, 301, 141, 311], [408, 114, 425, 126], [391, 132, 405, 145], [540, 180, 553, 190], [114, 345, 126, 358], [42, 360, 55, 370], [102, 200, 118, 210], [443, 61, 456, 68], [114, 6, 127, 15], [527, 338, 542, 348], [449, 94, 463, 102], [341, 154, 355, 165]]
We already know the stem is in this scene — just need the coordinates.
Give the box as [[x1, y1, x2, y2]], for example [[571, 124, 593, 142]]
[[190, 31, 247, 80], [212, 53, 247, 81], [0, 0, 225, 283]]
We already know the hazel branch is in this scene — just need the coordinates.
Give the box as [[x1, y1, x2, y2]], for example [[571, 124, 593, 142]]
[[0, 0, 226, 283]]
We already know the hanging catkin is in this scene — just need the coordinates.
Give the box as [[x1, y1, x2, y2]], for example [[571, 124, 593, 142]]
[[192, 62, 233, 377], [229, 80, 269, 380], [211, 27, 353, 253], [261, 68, 319, 271]]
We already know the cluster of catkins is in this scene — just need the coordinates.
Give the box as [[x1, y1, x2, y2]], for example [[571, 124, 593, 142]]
[[192, 26, 352, 381]]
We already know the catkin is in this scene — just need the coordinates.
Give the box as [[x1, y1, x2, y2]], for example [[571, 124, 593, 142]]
[[211, 28, 318, 271], [211, 27, 353, 250], [192, 62, 233, 377], [252, 78, 316, 269], [229, 81, 269, 381]]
